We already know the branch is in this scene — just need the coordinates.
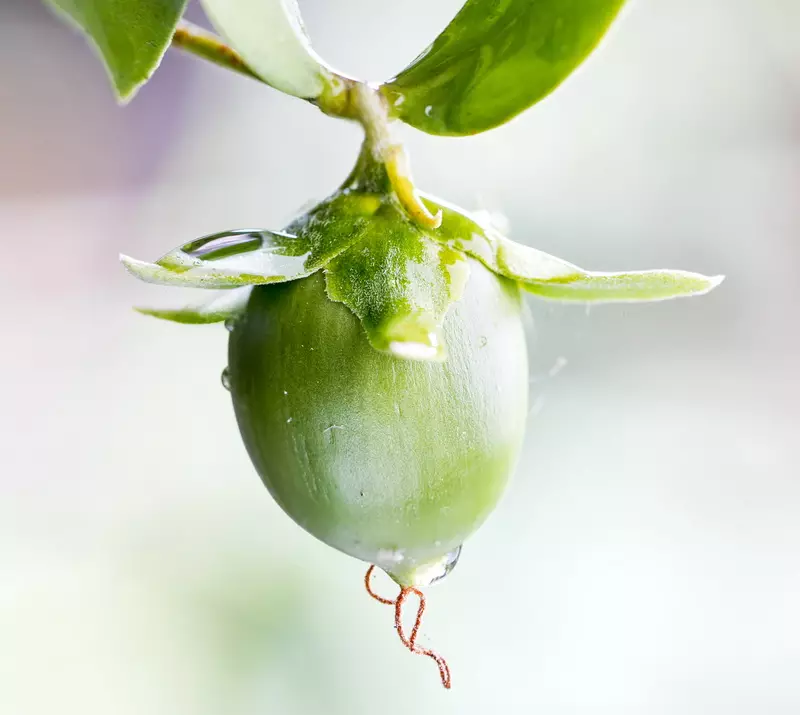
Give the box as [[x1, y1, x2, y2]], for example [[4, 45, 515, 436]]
[[171, 20, 262, 82]]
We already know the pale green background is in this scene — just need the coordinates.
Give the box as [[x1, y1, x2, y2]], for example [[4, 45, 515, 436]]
[[1, 0, 798, 713]]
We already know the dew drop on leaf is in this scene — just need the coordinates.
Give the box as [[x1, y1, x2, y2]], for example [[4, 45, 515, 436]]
[[181, 231, 263, 261]]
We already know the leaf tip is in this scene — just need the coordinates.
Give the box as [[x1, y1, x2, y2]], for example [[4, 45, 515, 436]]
[[119, 253, 145, 274], [133, 306, 158, 318], [114, 86, 139, 106]]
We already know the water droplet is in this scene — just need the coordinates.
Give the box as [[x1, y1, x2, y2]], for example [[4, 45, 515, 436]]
[[424, 105, 433, 117], [283, 390, 288, 396], [181, 230, 264, 261], [430, 545, 462, 585], [176, 229, 312, 279], [224, 317, 237, 332], [286, 417, 293, 424], [220, 368, 231, 391], [479, 335, 488, 348], [409, 545, 463, 588]]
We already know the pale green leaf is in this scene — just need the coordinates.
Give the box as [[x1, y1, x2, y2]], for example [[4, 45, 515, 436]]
[[199, 0, 331, 98]]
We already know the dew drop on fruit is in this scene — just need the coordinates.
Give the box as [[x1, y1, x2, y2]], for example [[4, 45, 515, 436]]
[[434, 545, 462, 584], [220, 367, 232, 391], [224, 317, 237, 332], [413, 545, 463, 587]]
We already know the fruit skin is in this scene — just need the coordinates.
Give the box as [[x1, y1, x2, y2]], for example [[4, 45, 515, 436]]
[[228, 258, 528, 586]]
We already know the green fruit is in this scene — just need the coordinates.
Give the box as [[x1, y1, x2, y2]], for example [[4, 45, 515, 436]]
[[121, 151, 720, 596], [227, 258, 529, 587]]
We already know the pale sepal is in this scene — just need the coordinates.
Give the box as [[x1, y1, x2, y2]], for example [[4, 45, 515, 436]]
[[135, 286, 253, 324], [120, 228, 315, 289], [428, 196, 724, 303]]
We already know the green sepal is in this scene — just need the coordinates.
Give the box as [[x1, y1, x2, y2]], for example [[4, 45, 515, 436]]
[[324, 208, 470, 361], [382, 0, 626, 136], [427, 196, 724, 302], [284, 192, 385, 271], [121, 228, 314, 289], [121, 192, 382, 290], [135, 286, 253, 325], [45, 0, 188, 102], [123, 188, 722, 361]]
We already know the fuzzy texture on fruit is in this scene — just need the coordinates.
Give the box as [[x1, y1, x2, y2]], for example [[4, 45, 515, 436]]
[[227, 259, 529, 586]]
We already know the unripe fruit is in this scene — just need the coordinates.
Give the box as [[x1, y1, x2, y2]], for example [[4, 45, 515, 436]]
[[228, 258, 528, 587]]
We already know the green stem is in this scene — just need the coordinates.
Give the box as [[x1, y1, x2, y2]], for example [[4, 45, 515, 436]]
[[171, 20, 263, 82], [170, 26, 438, 230], [350, 84, 442, 229]]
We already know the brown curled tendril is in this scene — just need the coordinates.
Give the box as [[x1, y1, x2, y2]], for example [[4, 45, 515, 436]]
[[365, 565, 451, 689]]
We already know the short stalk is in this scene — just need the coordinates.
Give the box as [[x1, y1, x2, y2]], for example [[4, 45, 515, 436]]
[[349, 84, 442, 230], [170, 28, 438, 230], [172, 20, 262, 82]]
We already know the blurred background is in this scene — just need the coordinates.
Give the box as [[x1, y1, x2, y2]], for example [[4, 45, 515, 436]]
[[1, 0, 799, 712]]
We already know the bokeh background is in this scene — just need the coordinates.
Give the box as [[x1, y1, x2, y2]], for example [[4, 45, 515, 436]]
[[1, 0, 799, 712]]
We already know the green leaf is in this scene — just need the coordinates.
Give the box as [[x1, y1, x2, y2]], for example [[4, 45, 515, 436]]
[[199, 0, 333, 98], [382, 0, 626, 135], [136, 286, 253, 324], [428, 196, 724, 302], [45, 0, 188, 101], [324, 211, 470, 361]]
